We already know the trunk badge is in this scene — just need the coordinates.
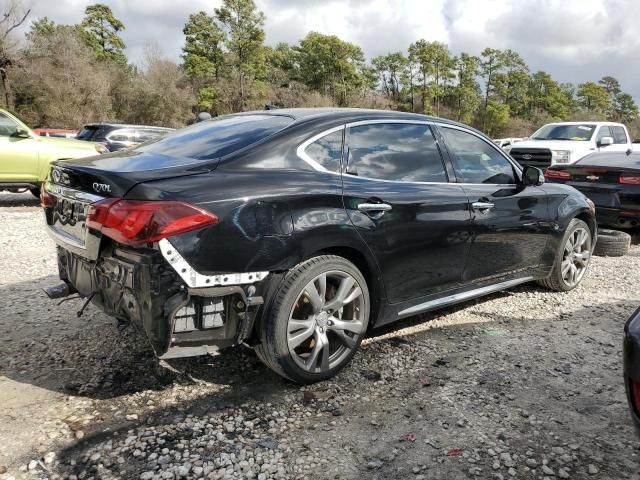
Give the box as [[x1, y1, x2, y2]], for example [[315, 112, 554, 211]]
[[92, 182, 111, 193], [586, 175, 599, 181]]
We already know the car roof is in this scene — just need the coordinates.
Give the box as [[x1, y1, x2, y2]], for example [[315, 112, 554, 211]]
[[230, 107, 479, 132], [544, 121, 626, 127], [82, 123, 174, 130]]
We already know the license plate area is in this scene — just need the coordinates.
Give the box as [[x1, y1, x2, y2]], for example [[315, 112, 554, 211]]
[[45, 183, 104, 258]]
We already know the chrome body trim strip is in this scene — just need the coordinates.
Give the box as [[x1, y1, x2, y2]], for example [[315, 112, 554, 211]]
[[398, 276, 535, 317]]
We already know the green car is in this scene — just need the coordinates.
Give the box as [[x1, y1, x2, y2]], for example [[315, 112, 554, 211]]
[[0, 108, 107, 197]]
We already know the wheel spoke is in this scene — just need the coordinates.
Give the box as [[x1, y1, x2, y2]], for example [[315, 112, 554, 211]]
[[329, 317, 364, 334], [316, 273, 327, 302], [288, 322, 315, 350], [303, 280, 325, 313], [574, 252, 590, 266], [305, 332, 328, 370], [333, 329, 356, 349], [325, 276, 356, 310], [561, 259, 572, 277]]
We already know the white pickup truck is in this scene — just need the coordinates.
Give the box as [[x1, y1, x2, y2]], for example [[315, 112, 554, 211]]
[[507, 121, 633, 169]]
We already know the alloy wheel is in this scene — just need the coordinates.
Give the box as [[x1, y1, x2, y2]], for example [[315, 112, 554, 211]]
[[287, 270, 365, 373], [561, 226, 591, 287]]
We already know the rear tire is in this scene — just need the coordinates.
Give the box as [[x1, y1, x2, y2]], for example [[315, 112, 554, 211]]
[[255, 255, 370, 384], [538, 218, 592, 292], [593, 228, 630, 257]]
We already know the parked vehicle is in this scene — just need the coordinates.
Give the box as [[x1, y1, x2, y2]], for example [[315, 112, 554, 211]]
[[624, 307, 640, 433], [0, 109, 107, 197], [510, 121, 633, 169], [493, 137, 523, 150], [544, 151, 640, 230], [33, 128, 79, 139], [76, 123, 174, 152], [41, 108, 596, 383]]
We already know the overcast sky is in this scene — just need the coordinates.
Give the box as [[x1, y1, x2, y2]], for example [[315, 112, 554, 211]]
[[19, 0, 640, 100]]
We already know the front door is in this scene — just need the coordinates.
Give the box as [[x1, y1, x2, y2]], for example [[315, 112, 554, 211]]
[[0, 111, 39, 182], [437, 125, 552, 282], [341, 121, 472, 303]]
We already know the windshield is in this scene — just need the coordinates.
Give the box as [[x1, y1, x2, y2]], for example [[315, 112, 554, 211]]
[[530, 124, 595, 141], [134, 114, 294, 160]]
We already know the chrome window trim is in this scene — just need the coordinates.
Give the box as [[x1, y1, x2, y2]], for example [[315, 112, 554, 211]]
[[296, 125, 345, 175]]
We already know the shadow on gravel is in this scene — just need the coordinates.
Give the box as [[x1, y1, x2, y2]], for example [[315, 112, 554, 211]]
[[0, 192, 40, 208]]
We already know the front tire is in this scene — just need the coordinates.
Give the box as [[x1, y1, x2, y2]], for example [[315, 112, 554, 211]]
[[538, 218, 592, 292], [255, 255, 370, 384]]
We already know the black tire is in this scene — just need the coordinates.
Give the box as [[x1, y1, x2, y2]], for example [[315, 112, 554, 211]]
[[593, 228, 631, 257], [29, 187, 41, 198], [538, 218, 592, 292], [254, 255, 370, 384]]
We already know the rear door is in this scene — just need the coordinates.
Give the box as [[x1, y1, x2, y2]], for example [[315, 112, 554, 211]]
[[341, 120, 472, 303], [437, 124, 552, 282]]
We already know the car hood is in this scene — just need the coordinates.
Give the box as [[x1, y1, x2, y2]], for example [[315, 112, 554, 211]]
[[52, 150, 213, 198], [510, 140, 592, 151], [36, 135, 100, 151]]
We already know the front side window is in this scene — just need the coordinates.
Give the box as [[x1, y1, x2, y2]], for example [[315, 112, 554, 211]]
[[611, 126, 628, 144], [302, 129, 343, 173], [441, 127, 516, 184], [346, 123, 447, 182], [0, 112, 19, 137], [596, 126, 613, 142]]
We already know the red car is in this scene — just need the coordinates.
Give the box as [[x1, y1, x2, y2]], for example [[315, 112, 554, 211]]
[[32, 128, 79, 139]]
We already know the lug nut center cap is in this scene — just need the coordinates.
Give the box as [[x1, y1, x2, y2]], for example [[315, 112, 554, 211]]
[[316, 311, 329, 327]]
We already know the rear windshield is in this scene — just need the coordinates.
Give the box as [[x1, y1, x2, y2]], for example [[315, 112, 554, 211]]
[[134, 114, 293, 160], [77, 125, 113, 141]]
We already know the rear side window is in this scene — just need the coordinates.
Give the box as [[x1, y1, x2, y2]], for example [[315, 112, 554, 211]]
[[77, 125, 112, 141], [611, 126, 628, 144], [136, 114, 294, 160], [346, 123, 447, 182], [441, 127, 516, 184], [301, 129, 343, 173]]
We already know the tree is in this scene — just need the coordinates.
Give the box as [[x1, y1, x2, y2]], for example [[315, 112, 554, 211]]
[[0, 0, 30, 108], [408, 40, 454, 115], [372, 52, 407, 105], [528, 71, 573, 119], [493, 49, 529, 117], [483, 100, 510, 137], [182, 11, 225, 80], [450, 53, 481, 123], [577, 81, 610, 114], [612, 92, 638, 124], [215, 0, 266, 108], [478, 48, 505, 129], [295, 32, 367, 106], [80, 3, 126, 64]]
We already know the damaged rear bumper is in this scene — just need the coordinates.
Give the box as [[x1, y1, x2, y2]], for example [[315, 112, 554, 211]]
[[55, 243, 267, 358]]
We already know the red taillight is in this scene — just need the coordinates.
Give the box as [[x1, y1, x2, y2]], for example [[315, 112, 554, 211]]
[[619, 175, 640, 185], [544, 169, 571, 180], [86, 199, 219, 246], [40, 190, 57, 208]]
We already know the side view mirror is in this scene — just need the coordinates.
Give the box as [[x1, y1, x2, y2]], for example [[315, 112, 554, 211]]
[[12, 128, 31, 139], [522, 165, 544, 186], [598, 136, 613, 147]]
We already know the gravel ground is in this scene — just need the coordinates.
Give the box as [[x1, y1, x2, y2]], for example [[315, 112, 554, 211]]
[[1, 191, 639, 480]]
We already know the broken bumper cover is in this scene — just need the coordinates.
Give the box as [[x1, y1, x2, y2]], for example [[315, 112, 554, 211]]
[[56, 243, 267, 358]]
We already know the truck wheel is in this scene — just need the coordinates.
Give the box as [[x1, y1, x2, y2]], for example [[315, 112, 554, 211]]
[[30, 187, 41, 198], [255, 255, 370, 384], [538, 218, 592, 292], [594, 228, 631, 257]]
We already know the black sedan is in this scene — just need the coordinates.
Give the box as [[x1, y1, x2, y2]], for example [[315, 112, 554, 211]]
[[624, 307, 640, 432], [40, 108, 596, 383], [545, 151, 640, 229]]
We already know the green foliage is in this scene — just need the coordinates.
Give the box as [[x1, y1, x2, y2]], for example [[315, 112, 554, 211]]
[[450, 53, 481, 124], [482, 100, 510, 137], [80, 3, 126, 64], [408, 40, 453, 115], [182, 11, 225, 79], [577, 81, 610, 113], [295, 32, 367, 106]]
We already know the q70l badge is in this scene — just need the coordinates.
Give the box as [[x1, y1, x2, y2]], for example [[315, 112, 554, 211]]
[[92, 182, 111, 193]]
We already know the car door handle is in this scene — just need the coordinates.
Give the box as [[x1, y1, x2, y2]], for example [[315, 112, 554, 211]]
[[357, 203, 392, 213], [472, 201, 495, 211]]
